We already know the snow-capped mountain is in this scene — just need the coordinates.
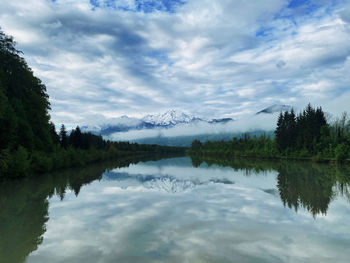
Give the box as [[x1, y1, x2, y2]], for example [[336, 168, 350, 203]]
[[142, 109, 201, 126], [81, 115, 144, 134], [81, 109, 232, 136], [256, 104, 292, 115], [78, 105, 287, 146]]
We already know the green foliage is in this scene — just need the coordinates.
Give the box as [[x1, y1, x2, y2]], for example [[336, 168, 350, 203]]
[[335, 144, 348, 162], [31, 151, 53, 173], [6, 146, 31, 178], [0, 29, 53, 153], [311, 152, 326, 163], [275, 104, 328, 154], [188, 135, 276, 159], [0, 149, 10, 178], [0, 28, 54, 178], [190, 139, 202, 152]]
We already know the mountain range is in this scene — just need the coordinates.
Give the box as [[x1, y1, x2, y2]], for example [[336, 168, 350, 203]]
[[81, 105, 291, 146], [81, 109, 234, 136]]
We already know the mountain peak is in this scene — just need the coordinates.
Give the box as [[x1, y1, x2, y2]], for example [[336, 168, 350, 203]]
[[256, 104, 292, 115], [142, 109, 199, 126]]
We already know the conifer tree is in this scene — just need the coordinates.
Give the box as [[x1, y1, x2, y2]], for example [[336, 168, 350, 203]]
[[59, 124, 68, 149]]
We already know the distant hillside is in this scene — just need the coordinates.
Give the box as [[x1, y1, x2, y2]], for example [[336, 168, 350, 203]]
[[130, 131, 274, 147], [256, 104, 292, 115]]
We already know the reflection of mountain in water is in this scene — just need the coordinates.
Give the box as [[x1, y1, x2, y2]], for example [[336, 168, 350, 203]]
[[144, 177, 196, 193], [103, 172, 235, 193]]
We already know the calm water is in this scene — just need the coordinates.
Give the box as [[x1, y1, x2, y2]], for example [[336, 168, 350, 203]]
[[1, 156, 350, 263]]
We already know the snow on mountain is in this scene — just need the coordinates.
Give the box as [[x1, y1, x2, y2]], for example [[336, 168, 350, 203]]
[[142, 109, 201, 126], [80, 115, 143, 134], [256, 104, 293, 115], [144, 177, 196, 193], [102, 172, 235, 193]]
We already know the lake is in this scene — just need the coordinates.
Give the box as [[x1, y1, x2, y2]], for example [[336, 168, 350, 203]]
[[1, 156, 350, 263]]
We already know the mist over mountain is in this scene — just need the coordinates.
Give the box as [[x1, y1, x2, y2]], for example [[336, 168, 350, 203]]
[[130, 131, 274, 147], [81, 109, 234, 136], [80, 107, 283, 146]]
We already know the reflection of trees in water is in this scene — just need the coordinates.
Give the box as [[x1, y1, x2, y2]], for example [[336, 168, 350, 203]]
[[277, 164, 350, 218], [277, 164, 336, 217], [0, 179, 49, 263], [199, 156, 276, 175], [190, 156, 350, 217], [190, 156, 202, 167], [334, 167, 350, 203], [0, 154, 175, 263]]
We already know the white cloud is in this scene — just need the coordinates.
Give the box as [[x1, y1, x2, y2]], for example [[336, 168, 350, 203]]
[[0, 0, 349, 127], [108, 113, 278, 141]]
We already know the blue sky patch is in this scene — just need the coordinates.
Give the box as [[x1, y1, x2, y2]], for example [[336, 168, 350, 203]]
[[89, 0, 186, 13]]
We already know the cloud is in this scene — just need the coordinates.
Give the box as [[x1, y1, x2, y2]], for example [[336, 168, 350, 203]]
[[108, 113, 278, 141], [0, 0, 349, 127]]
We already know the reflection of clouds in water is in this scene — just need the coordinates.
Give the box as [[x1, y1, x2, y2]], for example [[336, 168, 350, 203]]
[[28, 161, 350, 263]]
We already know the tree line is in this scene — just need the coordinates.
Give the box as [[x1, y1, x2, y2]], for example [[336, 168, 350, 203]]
[[188, 104, 350, 162], [0, 29, 185, 180]]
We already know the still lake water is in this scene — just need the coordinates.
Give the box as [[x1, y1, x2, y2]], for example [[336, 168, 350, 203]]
[[1, 156, 350, 262]]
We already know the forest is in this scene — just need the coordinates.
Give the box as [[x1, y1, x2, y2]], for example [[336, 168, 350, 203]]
[[0, 29, 185, 180], [188, 104, 350, 163]]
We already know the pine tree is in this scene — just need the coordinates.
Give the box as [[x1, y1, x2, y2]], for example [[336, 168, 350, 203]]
[[59, 124, 68, 149], [49, 122, 60, 145], [69, 126, 83, 149], [275, 112, 286, 151]]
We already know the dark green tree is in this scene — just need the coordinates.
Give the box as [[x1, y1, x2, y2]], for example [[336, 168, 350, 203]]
[[191, 139, 202, 152], [59, 124, 68, 149], [49, 122, 60, 145], [69, 126, 82, 149]]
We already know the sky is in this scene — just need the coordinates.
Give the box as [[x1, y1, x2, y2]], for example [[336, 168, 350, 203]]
[[1, 0, 350, 126]]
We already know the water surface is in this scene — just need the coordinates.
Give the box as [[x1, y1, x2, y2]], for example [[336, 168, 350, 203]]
[[1, 157, 350, 262]]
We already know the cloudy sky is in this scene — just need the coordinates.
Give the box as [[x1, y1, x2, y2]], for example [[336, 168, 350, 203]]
[[1, 0, 350, 126]]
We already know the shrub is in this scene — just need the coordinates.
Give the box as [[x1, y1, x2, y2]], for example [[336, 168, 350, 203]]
[[7, 146, 31, 177], [31, 151, 53, 172], [335, 144, 348, 162]]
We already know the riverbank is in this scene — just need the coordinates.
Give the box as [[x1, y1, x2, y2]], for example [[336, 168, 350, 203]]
[[186, 149, 350, 165], [1, 145, 187, 181]]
